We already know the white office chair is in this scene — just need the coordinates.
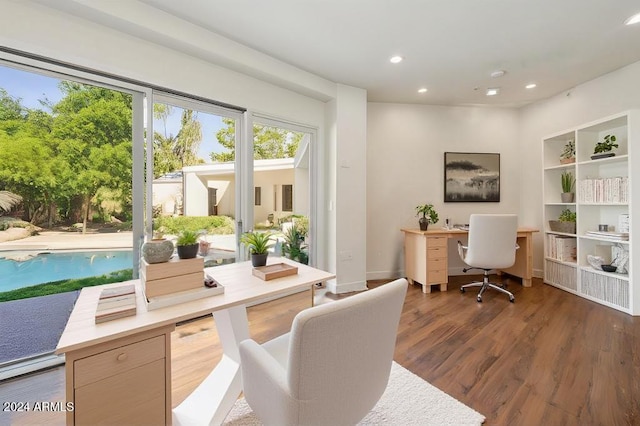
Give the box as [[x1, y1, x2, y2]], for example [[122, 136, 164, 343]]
[[458, 214, 518, 303], [238, 278, 408, 426]]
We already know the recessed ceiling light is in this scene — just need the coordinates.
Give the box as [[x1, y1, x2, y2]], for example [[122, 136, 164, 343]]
[[389, 55, 403, 64], [624, 12, 640, 25], [418, 88, 428, 94], [525, 83, 537, 89], [490, 70, 506, 78], [486, 88, 499, 96]]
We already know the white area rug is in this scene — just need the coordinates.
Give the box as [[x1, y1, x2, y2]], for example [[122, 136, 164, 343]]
[[223, 361, 485, 425]]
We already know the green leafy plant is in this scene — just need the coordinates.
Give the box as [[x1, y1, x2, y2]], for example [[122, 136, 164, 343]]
[[282, 223, 308, 264], [594, 134, 618, 154], [176, 229, 198, 246], [415, 204, 439, 224], [558, 208, 577, 222], [240, 231, 274, 255], [560, 140, 575, 160], [561, 171, 575, 193]]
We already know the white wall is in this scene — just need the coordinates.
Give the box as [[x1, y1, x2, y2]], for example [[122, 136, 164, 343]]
[[519, 60, 640, 276], [326, 85, 368, 293], [367, 103, 520, 280]]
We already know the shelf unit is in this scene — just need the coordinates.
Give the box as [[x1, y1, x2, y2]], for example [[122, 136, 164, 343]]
[[542, 111, 637, 315]]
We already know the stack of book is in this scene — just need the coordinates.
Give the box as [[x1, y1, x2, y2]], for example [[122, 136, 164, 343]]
[[578, 177, 628, 203], [585, 231, 629, 241], [95, 284, 136, 324], [546, 234, 577, 262]]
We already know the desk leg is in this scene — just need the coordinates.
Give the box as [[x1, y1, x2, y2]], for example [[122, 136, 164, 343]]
[[172, 305, 249, 426]]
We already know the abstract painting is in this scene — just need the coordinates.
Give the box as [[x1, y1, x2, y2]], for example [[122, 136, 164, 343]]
[[444, 152, 500, 202]]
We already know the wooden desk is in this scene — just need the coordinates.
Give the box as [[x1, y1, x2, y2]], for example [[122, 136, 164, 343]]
[[56, 257, 335, 426], [401, 227, 538, 293]]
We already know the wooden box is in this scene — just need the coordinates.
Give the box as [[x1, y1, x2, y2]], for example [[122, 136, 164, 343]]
[[252, 263, 298, 281], [141, 257, 204, 298]]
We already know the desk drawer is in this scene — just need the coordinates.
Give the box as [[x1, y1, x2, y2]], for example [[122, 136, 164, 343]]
[[427, 247, 447, 258], [427, 237, 447, 248], [74, 359, 165, 425], [427, 257, 446, 270], [74, 335, 165, 388], [428, 269, 448, 284]]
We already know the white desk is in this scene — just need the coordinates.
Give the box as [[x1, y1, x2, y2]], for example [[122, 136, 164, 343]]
[[55, 257, 335, 425]]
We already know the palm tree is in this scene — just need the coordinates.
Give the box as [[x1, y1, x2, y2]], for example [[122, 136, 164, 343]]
[[0, 190, 22, 212]]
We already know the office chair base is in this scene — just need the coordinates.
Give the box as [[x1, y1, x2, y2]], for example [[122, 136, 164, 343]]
[[460, 272, 515, 303]]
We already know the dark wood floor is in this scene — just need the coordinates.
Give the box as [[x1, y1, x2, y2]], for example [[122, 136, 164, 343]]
[[2, 275, 639, 425]]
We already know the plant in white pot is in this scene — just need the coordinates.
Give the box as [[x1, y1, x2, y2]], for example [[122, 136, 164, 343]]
[[415, 204, 439, 231], [560, 171, 575, 203]]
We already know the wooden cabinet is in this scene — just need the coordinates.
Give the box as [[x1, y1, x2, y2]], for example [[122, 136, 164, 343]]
[[403, 231, 448, 293], [542, 111, 638, 315], [64, 327, 173, 425]]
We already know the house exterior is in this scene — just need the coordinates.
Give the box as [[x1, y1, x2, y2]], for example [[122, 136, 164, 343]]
[[153, 157, 309, 226]]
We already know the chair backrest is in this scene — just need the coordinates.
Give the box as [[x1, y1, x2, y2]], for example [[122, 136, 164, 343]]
[[464, 214, 518, 269], [286, 278, 408, 424]]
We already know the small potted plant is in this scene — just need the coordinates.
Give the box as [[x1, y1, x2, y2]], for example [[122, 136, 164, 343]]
[[549, 208, 576, 234], [560, 140, 575, 164], [560, 171, 575, 203], [592, 134, 618, 159], [241, 230, 274, 267], [175, 230, 199, 259], [415, 204, 439, 231]]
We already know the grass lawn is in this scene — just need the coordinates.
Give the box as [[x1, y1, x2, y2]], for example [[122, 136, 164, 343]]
[[0, 269, 133, 302]]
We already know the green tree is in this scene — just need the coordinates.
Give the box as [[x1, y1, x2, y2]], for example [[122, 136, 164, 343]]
[[210, 120, 303, 162], [50, 82, 133, 231], [175, 109, 202, 167]]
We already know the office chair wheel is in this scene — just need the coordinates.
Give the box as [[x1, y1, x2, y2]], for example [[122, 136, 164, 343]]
[[509, 296, 515, 303], [476, 296, 482, 303], [460, 287, 466, 293]]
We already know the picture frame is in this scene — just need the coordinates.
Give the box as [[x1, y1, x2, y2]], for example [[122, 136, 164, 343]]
[[444, 152, 500, 202]]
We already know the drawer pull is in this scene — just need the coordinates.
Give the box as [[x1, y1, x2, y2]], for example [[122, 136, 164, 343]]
[[116, 353, 128, 362]]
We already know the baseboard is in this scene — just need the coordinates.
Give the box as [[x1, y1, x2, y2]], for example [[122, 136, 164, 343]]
[[366, 270, 403, 281], [327, 279, 367, 294]]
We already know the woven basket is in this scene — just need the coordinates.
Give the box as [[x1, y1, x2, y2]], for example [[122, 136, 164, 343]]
[[549, 220, 576, 234]]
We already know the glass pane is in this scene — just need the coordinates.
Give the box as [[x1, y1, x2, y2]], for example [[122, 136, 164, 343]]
[[150, 101, 237, 267], [251, 123, 310, 264], [0, 64, 134, 364]]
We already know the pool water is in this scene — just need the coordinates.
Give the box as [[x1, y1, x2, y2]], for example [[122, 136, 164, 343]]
[[0, 250, 133, 292]]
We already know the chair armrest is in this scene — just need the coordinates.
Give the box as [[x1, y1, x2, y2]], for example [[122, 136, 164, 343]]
[[457, 240, 467, 261], [239, 339, 296, 423]]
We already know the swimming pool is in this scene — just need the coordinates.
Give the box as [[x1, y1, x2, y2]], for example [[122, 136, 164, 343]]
[[0, 250, 133, 292]]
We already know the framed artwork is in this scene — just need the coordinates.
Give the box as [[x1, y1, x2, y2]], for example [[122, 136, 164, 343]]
[[444, 152, 500, 202]]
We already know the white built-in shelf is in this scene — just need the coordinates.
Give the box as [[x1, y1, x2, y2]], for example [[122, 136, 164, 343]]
[[542, 110, 636, 315]]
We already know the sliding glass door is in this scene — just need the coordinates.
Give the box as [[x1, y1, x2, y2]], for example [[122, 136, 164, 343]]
[[150, 94, 244, 266]]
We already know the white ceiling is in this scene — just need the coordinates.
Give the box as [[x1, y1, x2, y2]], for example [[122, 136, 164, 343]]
[[40, 0, 640, 107]]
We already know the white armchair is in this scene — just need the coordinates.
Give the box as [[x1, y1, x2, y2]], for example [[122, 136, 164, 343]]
[[238, 278, 408, 426], [458, 214, 519, 303]]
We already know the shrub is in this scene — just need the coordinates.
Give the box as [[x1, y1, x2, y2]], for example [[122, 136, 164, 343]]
[[154, 215, 234, 235]]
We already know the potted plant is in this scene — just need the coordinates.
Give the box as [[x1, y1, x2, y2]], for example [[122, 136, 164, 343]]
[[175, 230, 199, 259], [282, 223, 309, 265], [592, 134, 618, 159], [241, 230, 274, 267], [560, 171, 575, 203], [549, 208, 576, 234], [415, 204, 439, 231], [560, 140, 575, 164]]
